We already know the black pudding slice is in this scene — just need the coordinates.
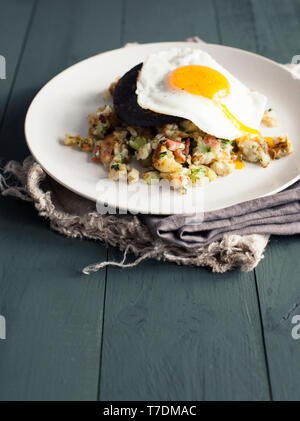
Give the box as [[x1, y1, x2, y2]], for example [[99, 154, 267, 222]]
[[113, 63, 182, 127]]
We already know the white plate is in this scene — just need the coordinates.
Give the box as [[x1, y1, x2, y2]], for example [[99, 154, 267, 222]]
[[25, 42, 300, 214]]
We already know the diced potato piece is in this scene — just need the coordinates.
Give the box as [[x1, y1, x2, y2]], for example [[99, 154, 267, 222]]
[[88, 105, 120, 139], [266, 134, 293, 159], [236, 136, 271, 168], [136, 142, 152, 160], [262, 109, 280, 127], [64, 134, 94, 152], [96, 134, 121, 167], [127, 167, 139, 184], [210, 160, 235, 177], [153, 144, 182, 173], [108, 162, 127, 181], [192, 136, 220, 165], [143, 170, 160, 185], [160, 170, 191, 190], [189, 164, 217, 184]]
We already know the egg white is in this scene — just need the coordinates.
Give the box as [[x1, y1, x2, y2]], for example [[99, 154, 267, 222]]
[[136, 48, 267, 140]]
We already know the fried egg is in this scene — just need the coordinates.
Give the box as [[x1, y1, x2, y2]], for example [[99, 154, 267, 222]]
[[136, 48, 267, 140]]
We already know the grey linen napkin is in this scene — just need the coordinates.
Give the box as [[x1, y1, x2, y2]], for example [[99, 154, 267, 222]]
[[0, 157, 270, 273], [142, 181, 300, 248]]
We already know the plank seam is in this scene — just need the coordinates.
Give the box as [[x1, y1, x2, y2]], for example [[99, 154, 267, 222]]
[[212, 0, 223, 44], [96, 247, 109, 401], [254, 269, 274, 400], [0, 0, 38, 135], [249, 0, 260, 53], [250, 0, 273, 401], [120, 0, 126, 45], [97, 0, 126, 401]]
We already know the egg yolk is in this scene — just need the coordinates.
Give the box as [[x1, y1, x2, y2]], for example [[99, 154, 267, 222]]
[[168, 65, 260, 136], [234, 159, 246, 170]]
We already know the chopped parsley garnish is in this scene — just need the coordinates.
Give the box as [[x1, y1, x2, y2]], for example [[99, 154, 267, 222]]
[[94, 125, 107, 139], [191, 167, 206, 176], [205, 146, 212, 153], [221, 139, 233, 145], [268, 108, 272, 112], [159, 151, 168, 158], [129, 136, 147, 150], [111, 163, 119, 171]]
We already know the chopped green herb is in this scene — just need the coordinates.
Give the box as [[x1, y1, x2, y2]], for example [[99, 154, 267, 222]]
[[111, 163, 119, 171], [79, 137, 94, 152], [205, 146, 212, 153], [143, 171, 160, 185], [159, 151, 168, 158], [129, 136, 147, 150], [94, 124, 107, 139], [268, 108, 272, 112], [221, 138, 233, 145], [190, 167, 206, 176]]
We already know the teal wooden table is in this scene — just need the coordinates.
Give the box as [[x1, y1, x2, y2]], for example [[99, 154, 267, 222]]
[[0, 0, 300, 401]]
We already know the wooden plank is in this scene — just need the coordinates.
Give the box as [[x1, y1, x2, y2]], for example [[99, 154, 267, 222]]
[[99, 0, 270, 401], [251, 0, 300, 62], [254, 237, 300, 401], [0, 0, 123, 162], [0, 199, 106, 401], [214, 0, 257, 51], [0, 0, 123, 400], [123, 0, 219, 44], [100, 260, 270, 401], [0, 0, 35, 125], [251, 0, 300, 401]]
